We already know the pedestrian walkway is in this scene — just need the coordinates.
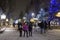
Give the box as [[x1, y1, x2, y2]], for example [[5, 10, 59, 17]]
[[5, 27, 16, 31], [0, 28, 60, 40]]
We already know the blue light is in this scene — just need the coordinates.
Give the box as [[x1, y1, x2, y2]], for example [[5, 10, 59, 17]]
[[49, 0, 60, 15], [51, 0, 56, 5], [48, 0, 60, 21]]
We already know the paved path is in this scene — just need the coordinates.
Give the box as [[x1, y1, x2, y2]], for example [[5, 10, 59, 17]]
[[0, 28, 60, 40]]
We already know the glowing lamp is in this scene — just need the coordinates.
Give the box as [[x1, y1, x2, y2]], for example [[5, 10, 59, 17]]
[[56, 12, 60, 17], [6, 19, 8, 22], [1, 14, 6, 19], [32, 13, 35, 17]]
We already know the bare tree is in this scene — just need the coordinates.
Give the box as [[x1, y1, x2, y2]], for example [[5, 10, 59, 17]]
[[19, 11, 24, 19]]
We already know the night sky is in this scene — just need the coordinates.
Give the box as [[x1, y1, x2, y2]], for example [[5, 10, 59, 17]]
[[12, 0, 50, 19], [12, 0, 30, 19], [0, 0, 50, 19]]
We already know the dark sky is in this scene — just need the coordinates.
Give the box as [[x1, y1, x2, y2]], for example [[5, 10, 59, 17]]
[[1, 0, 50, 19], [12, 0, 30, 19], [10, 0, 60, 19]]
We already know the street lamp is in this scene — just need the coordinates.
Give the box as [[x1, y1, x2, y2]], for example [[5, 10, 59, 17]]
[[32, 13, 35, 18], [1, 14, 6, 19], [56, 12, 60, 17], [32, 13, 34, 16], [1, 14, 6, 26], [6, 19, 8, 22]]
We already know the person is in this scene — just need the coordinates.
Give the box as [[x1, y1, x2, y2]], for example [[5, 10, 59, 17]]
[[23, 22, 28, 37], [38, 21, 44, 34], [43, 21, 47, 33], [28, 22, 33, 36], [48, 21, 51, 29], [18, 22, 22, 37], [13, 22, 15, 28]]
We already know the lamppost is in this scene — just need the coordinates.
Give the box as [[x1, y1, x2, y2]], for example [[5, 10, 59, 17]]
[[1, 14, 6, 26], [32, 13, 35, 18], [1, 14, 6, 20], [6, 19, 9, 26], [56, 12, 60, 17]]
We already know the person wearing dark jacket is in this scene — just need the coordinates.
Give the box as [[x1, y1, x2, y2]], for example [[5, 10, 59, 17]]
[[13, 22, 15, 28], [18, 22, 22, 37], [48, 21, 51, 29], [28, 22, 33, 36], [44, 21, 47, 33], [38, 21, 44, 34]]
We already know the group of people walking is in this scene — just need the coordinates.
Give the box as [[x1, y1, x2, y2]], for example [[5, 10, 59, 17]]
[[18, 21, 33, 37], [13, 20, 50, 37]]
